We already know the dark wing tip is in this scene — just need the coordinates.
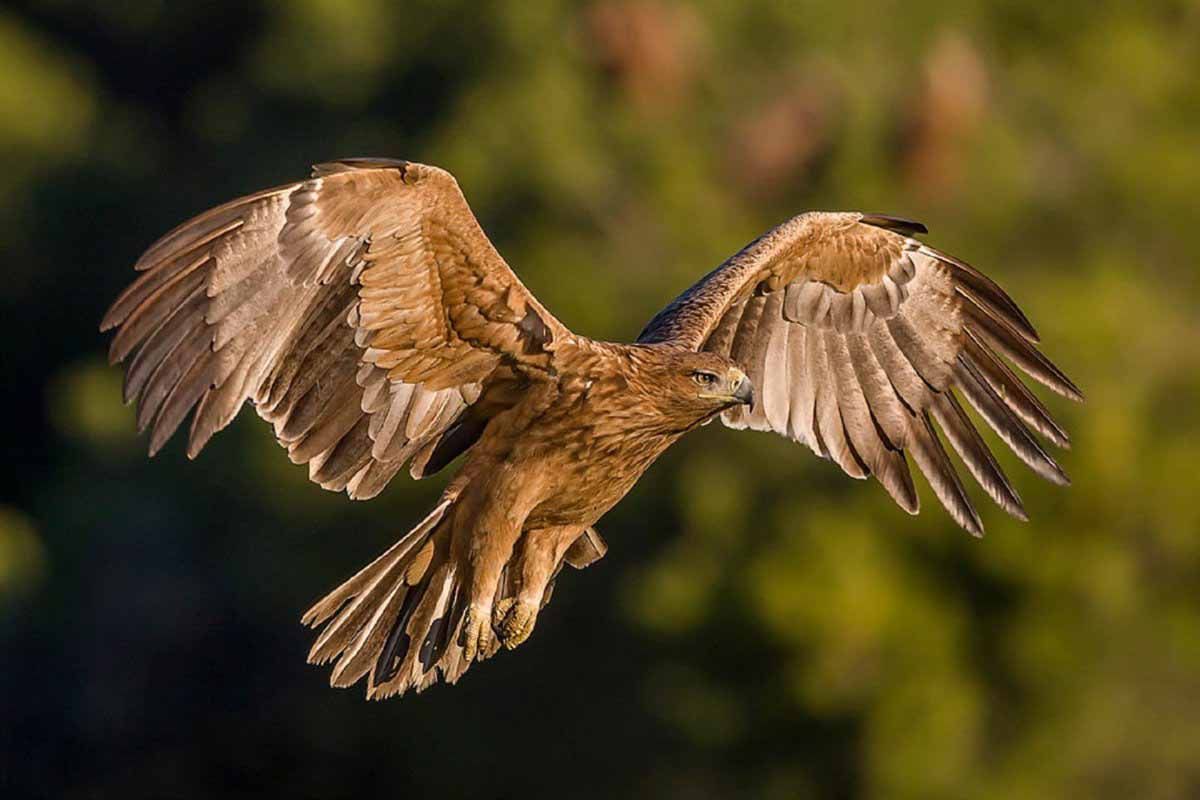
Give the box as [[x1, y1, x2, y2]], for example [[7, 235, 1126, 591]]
[[860, 214, 928, 236], [311, 158, 411, 178]]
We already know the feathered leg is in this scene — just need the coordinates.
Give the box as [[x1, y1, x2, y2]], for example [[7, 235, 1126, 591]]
[[493, 525, 584, 649], [452, 486, 532, 663], [301, 487, 608, 698]]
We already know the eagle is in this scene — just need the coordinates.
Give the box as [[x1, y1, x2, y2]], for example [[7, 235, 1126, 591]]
[[101, 158, 1081, 699]]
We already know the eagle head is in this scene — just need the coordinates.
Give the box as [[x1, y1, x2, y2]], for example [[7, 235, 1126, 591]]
[[636, 348, 754, 428]]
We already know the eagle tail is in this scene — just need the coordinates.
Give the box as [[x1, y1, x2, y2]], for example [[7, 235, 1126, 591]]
[[302, 497, 611, 699], [301, 495, 481, 698]]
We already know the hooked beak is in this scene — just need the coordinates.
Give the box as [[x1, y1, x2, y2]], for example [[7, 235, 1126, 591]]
[[731, 372, 755, 407]]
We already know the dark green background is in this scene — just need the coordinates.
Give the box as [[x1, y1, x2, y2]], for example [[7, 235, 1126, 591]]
[[3, 1, 1198, 797]]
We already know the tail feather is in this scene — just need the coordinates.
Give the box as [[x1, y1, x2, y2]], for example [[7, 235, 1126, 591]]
[[302, 501, 611, 699], [328, 579, 411, 687], [308, 561, 410, 667], [302, 498, 451, 630], [304, 495, 479, 698], [304, 498, 452, 680], [370, 562, 456, 698]]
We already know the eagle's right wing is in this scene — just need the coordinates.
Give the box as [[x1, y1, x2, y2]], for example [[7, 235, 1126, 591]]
[[639, 212, 1081, 535], [102, 159, 574, 499]]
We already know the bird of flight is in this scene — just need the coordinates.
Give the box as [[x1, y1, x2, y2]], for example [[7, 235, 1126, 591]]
[[102, 158, 1081, 699]]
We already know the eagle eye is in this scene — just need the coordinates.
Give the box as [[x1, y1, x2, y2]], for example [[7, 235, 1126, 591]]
[[692, 370, 718, 387]]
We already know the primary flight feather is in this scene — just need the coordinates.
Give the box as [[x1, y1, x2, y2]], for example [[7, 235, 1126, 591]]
[[102, 158, 1081, 698]]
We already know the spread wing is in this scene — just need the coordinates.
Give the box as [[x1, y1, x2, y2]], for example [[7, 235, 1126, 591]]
[[639, 212, 1082, 535], [102, 158, 573, 499]]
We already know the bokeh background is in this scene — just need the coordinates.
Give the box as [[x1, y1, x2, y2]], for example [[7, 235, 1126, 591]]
[[3, 1, 1199, 797]]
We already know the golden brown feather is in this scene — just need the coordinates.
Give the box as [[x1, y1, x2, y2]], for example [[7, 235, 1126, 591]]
[[104, 161, 1080, 699]]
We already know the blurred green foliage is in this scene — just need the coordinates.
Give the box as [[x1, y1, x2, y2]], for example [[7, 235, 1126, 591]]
[[3, 1, 1199, 798]]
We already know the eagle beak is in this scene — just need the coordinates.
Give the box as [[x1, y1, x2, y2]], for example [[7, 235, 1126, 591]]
[[732, 373, 755, 407]]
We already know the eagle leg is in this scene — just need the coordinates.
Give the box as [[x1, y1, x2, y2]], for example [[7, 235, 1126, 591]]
[[454, 502, 527, 663], [493, 525, 583, 649]]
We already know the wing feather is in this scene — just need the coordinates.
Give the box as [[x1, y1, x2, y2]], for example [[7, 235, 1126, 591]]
[[760, 308, 792, 434], [956, 356, 1069, 486], [958, 285, 1082, 400], [961, 328, 1070, 448], [784, 325, 820, 450], [103, 160, 572, 498], [705, 296, 748, 359], [723, 294, 768, 430], [812, 329, 868, 478], [124, 285, 208, 403], [907, 412, 983, 536], [640, 211, 1080, 534], [930, 391, 1026, 521], [829, 332, 919, 512], [845, 333, 908, 449]]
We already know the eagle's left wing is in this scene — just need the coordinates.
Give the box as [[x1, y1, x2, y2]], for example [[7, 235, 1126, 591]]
[[101, 159, 575, 500], [638, 212, 1082, 535]]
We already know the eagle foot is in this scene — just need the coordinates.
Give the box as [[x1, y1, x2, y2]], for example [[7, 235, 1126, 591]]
[[460, 603, 495, 663], [494, 597, 538, 649]]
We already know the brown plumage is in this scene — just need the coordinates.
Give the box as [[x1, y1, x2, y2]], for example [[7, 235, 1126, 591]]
[[102, 159, 1081, 699]]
